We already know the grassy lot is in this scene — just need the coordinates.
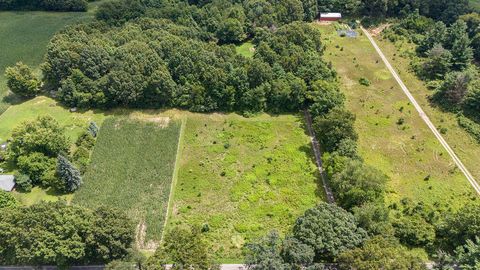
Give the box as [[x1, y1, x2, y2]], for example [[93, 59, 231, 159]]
[[167, 113, 322, 261], [0, 96, 106, 204], [0, 96, 106, 144], [374, 33, 480, 194], [74, 117, 182, 245], [0, 10, 95, 115], [317, 24, 476, 209], [236, 42, 255, 58]]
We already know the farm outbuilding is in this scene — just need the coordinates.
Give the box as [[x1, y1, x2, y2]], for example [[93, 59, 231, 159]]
[[320, 13, 342, 21], [0, 175, 15, 192]]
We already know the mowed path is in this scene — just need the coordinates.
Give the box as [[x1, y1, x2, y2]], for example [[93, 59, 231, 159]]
[[361, 27, 480, 195]]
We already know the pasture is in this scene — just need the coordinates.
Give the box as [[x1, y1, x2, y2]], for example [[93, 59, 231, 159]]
[[74, 117, 182, 246], [374, 32, 480, 196], [318, 24, 476, 209], [167, 113, 322, 261], [0, 10, 95, 115]]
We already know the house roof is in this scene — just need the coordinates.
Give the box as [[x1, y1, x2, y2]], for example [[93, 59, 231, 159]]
[[0, 175, 15, 191], [320, 13, 342, 18]]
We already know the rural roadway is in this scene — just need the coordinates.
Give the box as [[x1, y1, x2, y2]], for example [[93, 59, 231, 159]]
[[361, 27, 480, 195]]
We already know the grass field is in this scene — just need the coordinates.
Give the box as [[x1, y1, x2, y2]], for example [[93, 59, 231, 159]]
[[318, 24, 476, 209], [374, 32, 480, 195], [236, 42, 255, 58], [0, 10, 95, 115], [74, 117, 182, 246], [0, 96, 106, 144], [470, 0, 480, 11], [167, 113, 323, 261]]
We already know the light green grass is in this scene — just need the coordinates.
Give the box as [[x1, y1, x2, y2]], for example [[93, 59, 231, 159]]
[[0, 10, 95, 115], [470, 0, 480, 11], [317, 24, 476, 209], [74, 117, 182, 243], [374, 33, 480, 198], [0, 96, 107, 144], [236, 42, 255, 58], [167, 113, 323, 261], [13, 187, 73, 206]]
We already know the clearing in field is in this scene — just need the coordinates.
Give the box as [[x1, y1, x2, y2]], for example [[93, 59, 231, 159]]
[[167, 113, 323, 261], [318, 24, 476, 208], [0, 10, 95, 115], [74, 117, 182, 248]]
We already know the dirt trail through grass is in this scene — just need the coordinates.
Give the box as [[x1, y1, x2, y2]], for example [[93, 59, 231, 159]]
[[318, 24, 475, 208], [362, 27, 480, 195]]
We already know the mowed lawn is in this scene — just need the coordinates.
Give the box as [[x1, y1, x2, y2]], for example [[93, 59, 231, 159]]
[[74, 117, 182, 245], [318, 24, 476, 209], [0, 11, 94, 114], [167, 113, 322, 261]]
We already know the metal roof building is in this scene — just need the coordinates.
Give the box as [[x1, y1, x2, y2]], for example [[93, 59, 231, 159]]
[[0, 175, 15, 192], [320, 13, 342, 21]]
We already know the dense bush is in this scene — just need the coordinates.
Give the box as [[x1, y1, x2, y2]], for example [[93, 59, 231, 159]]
[[0, 202, 134, 266], [5, 62, 41, 98], [313, 108, 358, 153], [330, 159, 388, 210], [337, 236, 427, 270], [0, 190, 18, 208], [0, 0, 90, 11], [292, 203, 368, 260]]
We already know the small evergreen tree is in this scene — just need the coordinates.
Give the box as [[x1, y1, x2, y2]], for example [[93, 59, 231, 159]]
[[88, 121, 99, 138], [56, 155, 82, 192]]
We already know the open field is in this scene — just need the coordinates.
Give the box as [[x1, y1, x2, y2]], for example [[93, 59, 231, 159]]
[[318, 24, 476, 209], [0, 10, 95, 115], [236, 42, 254, 58], [374, 32, 480, 193], [0, 96, 107, 144], [167, 113, 323, 261], [74, 117, 182, 245]]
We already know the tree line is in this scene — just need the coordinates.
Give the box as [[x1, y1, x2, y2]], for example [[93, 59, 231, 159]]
[[0, 0, 94, 11]]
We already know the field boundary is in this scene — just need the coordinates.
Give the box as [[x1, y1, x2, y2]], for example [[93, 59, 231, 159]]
[[160, 116, 187, 244], [304, 110, 335, 203], [361, 26, 480, 195]]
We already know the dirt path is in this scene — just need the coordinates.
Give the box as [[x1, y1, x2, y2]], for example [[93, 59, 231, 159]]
[[361, 27, 480, 195], [304, 110, 335, 203]]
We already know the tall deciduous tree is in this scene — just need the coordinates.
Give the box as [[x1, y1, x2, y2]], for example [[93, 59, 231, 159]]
[[292, 202, 367, 260], [313, 108, 358, 153]]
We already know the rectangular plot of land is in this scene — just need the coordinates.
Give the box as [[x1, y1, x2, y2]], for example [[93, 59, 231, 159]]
[[167, 114, 323, 261], [74, 117, 181, 244]]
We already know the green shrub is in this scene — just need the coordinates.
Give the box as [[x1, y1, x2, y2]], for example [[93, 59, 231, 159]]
[[14, 174, 32, 192], [359, 77, 371, 86]]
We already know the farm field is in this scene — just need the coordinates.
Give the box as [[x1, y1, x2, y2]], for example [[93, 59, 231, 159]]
[[74, 116, 182, 247], [0, 10, 95, 115], [374, 34, 480, 189], [318, 24, 476, 209], [166, 113, 322, 261]]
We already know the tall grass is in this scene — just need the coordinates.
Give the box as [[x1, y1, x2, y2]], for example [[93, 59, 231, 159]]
[[74, 117, 181, 241]]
